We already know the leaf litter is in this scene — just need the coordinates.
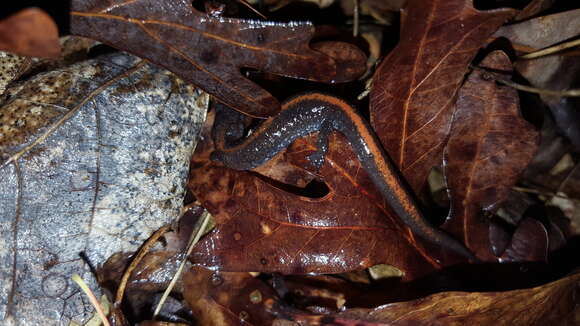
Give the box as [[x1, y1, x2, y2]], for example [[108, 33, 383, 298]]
[[1, 0, 580, 325]]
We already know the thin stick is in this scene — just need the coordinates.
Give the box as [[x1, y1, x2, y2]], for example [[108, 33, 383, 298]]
[[115, 225, 171, 305], [353, 0, 359, 37], [72, 274, 111, 326], [551, 162, 580, 203], [520, 38, 580, 59], [496, 78, 580, 97], [470, 65, 580, 97], [512, 186, 580, 203], [236, 0, 267, 19], [152, 210, 211, 318]]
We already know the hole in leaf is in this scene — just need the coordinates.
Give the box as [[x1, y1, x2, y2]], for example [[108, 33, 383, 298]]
[[252, 172, 330, 198]]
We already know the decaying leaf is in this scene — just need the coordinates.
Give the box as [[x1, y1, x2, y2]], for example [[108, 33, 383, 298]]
[[183, 266, 281, 326], [0, 52, 207, 325], [369, 0, 515, 192], [70, 0, 366, 118], [291, 272, 580, 326], [5, 0, 579, 324], [98, 251, 182, 294], [0, 8, 60, 58], [495, 8, 580, 50], [0, 52, 31, 95], [516, 54, 580, 150], [442, 51, 539, 260], [189, 130, 460, 280]]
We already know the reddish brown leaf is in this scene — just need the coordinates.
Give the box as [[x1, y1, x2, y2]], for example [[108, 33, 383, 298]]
[[279, 274, 419, 312], [189, 131, 451, 280], [183, 266, 280, 326], [369, 0, 515, 192], [442, 51, 539, 260], [70, 0, 365, 118], [292, 272, 580, 326], [98, 251, 182, 293], [0, 8, 60, 58]]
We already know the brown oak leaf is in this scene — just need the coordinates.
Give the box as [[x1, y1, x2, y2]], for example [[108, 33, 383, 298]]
[[70, 0, 365, 118], [443, 51, 539, 260], [189, 130, 462, 280], [288, 272, 580, 326], [183, 266, 281, 326], [369, 0, 515, 192]]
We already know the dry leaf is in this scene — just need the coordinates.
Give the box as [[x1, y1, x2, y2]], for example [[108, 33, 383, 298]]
[[369, 0, 515, 192]]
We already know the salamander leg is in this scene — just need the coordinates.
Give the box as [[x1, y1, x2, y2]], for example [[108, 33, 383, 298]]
[[307, 120, 333, 171], [213, 103, 247, 148]]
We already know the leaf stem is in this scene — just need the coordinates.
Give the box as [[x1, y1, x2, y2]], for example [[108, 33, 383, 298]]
[[72, 274, 111, 326], [115, 225, 171, 305]]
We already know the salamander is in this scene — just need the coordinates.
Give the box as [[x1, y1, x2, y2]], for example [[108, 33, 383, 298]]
[[211, 92, 476, 261]]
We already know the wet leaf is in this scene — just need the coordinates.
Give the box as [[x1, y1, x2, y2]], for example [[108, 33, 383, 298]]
[[70, 0, 366, 118], [0, 8, 60, 58], [183, 266, 280, 326], [189, 131, 450, 280], [0, 52, 207, 325], [369, 0, 515, 192], [442, 51, 539, 260], [98, 249, 190, 323], [98, 251, 182, 294], [295, 272, 580, 326]]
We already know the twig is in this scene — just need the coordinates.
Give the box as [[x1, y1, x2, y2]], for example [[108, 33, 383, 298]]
[[552, 162, 580, 201], [353, 0, 359, 37], [470, 65, 580, 97], [496, 79, 580, 97], [236, 0, 267, 19], [152, 209, 211, 318], [496, 78, 580, 97], [72, 274, 111, 326], [115, 225, 171, 305], [512, 186, 580, 203], [520, 38, 580, 59]]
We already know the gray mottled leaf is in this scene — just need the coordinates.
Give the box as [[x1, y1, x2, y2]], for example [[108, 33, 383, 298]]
[[0, 52, 30, 96], [0, 52, 208, 325], [494, 8, 580, 49]]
